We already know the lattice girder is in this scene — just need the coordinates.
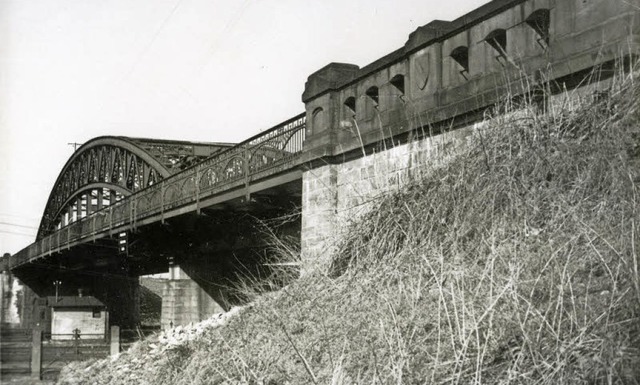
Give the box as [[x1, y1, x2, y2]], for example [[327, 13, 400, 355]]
[[37, 137, 173, 239]]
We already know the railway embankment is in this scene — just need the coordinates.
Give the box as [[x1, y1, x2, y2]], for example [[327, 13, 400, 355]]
[[58, 70, 640, 384]]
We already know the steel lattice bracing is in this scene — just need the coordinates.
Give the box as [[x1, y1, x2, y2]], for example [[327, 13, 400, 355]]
[[37, 137, 233, 239], [126, 137, 234, 173], [2, 113, 305, 271]]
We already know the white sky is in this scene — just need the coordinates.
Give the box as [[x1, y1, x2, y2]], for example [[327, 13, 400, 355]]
[[0, 0, 488, 254]]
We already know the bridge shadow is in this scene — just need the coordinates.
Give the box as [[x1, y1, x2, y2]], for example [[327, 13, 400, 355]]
[[133, 198, 301, 310], [10, 189, 300, 330]]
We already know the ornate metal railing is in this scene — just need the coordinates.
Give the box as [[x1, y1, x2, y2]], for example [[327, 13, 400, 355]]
[[8, 113, 306, 267]]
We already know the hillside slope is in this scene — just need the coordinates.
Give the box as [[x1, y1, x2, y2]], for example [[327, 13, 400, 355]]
[[59, 72, 640, 384]]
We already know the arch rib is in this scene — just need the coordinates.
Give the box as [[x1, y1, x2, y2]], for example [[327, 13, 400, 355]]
[[37, 137, 173, 239]]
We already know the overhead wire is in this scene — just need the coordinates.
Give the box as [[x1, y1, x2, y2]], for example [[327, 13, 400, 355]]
[[120, 0, 187, 83], [0, 212, 40, 221], [0, 221, 38, 230], [177, 0, 252, 112], [1, 1, 255, 257], [194, 0, 252, 76], [0, 229, 35, 237]]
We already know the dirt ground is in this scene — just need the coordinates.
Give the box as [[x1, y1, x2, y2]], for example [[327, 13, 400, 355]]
[[0, 374, 56, 384]]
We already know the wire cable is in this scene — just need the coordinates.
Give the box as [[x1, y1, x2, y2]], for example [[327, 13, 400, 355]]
[[0, 229, 35, 237], [0, 221, 38, 230], [121, 0, 187, 83]]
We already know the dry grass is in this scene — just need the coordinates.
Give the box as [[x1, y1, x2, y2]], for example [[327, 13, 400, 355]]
[[58, 66, 640, 384]]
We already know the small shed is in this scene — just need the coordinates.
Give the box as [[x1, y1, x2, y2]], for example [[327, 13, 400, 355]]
[[49, 296, 108, 340]]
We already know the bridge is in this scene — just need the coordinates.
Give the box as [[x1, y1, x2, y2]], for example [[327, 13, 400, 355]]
[[16, 114, 304, 260], [2, 114, 306, 327], [2, 0, 639, 330]]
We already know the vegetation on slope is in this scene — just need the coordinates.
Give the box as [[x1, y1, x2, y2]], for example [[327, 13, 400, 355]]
[[59, 69, 640, 384]]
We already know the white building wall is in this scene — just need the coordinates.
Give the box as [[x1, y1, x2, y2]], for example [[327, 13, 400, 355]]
[[51, 309, 107, 340]]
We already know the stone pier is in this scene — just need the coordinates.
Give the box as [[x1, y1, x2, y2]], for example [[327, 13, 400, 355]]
[[161, 265, 224, 329]]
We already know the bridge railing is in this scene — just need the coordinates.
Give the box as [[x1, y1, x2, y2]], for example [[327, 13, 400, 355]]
[[133, 113, 306, 220], [10, 113, 306, 266]]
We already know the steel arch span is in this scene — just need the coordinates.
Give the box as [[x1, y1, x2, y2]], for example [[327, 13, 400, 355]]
[[36, 136, 232, 239], [36, 137, 172, 239]]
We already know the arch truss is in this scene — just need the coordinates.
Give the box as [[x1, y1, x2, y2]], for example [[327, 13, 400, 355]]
[[37, 137, 174, 239]]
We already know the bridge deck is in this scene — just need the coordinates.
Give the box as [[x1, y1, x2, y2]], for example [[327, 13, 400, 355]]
[[2, 113, 306, 271]]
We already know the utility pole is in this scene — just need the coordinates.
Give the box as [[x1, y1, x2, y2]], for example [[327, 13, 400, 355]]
[[68, 142, 82, 152], [53, 280, 61, 301]]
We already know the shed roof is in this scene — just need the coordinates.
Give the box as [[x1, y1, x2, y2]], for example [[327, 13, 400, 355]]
[[47, 296, 105, 309]]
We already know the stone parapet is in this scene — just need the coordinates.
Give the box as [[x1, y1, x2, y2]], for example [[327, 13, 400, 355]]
[[301, 0, 640, 165], [299, 0, 640, 273]]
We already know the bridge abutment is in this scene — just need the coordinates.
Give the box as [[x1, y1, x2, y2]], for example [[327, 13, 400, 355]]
[[297, 0, 640, 274], [300, 63, 475, 273], [301, 126, 473, 273]]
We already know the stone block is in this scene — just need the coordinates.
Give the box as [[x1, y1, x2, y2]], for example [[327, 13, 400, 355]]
[[161, 272, 223, 329], [303, 63, 360, 103]]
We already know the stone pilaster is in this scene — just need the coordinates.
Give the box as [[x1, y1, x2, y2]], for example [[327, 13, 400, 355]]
[[301, 164, 339, 273]]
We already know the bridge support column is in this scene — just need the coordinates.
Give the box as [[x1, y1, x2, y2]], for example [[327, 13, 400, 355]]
[[92, 273, 140, 329], [161, 265, 223, 329], [301, 164, 339, 273], [300, 63, 359, 274]]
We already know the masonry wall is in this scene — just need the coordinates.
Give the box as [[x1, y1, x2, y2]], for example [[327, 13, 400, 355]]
[[0, 271, 21, 324], [160, 266, 224, 329], [301, 126, 474, 271], [303, 0, 640, 163], [300, 0, 640, 273]]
